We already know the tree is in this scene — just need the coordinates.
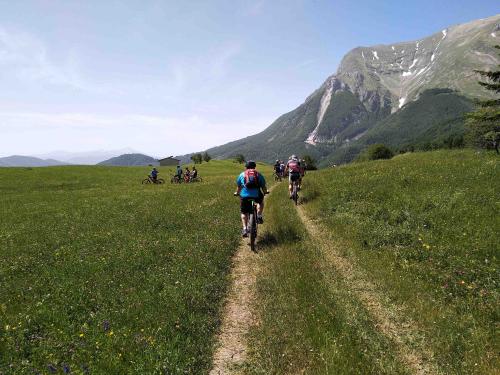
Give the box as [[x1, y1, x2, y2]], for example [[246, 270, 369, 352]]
[[358, 144, 394, 161], [190, 153, 203, 164], [465, 45, 500, 154], [301, 154, 317, 170], [203, 152, 212, 162], [234, 154, 245, 164]]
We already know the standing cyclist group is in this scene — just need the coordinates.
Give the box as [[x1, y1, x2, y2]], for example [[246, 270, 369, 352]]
[[234, 155, 305, 237]]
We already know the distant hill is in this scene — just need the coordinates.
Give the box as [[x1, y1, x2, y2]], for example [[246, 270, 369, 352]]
[[98, 153, 159, 166], [35, 148, 139, 165], [0, 155, 68, 167]]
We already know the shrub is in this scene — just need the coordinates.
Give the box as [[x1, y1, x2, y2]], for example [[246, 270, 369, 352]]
[[359, 144, 394, 161], [234, 154, 245, 164], [301, 154, 317, 170]]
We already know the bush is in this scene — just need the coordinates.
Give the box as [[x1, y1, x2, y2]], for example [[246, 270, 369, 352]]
[[359, 144, 394, 161], [190, 153, 203, 164], [234, 154, 245, 164], [203, 152, 212, 162], [302, 154, 317, 170]]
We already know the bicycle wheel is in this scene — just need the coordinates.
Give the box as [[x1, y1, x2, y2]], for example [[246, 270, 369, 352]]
[[248, 212, 257, 252], [157, 178, 165, 184], [142, 179, 151, 184], [293, 183, 298, 206]]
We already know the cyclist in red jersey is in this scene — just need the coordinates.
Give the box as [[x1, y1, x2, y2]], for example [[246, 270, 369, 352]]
[[284, 155, 302, 199]]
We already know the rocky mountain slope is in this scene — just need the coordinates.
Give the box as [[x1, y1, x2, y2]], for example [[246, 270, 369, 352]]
[[205, 14, 499, 164]]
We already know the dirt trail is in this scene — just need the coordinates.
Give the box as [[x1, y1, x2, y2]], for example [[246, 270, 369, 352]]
[[209, 239, 258, 375], [210, 187, 276, 375], [296, 206, 440, 375]]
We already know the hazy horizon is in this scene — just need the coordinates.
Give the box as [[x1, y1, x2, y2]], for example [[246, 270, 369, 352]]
[[1, 1, 499, 158]]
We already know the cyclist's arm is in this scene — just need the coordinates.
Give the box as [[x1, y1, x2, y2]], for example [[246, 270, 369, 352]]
[[235, 175, 243, 195], [259, 175, 268, 193]]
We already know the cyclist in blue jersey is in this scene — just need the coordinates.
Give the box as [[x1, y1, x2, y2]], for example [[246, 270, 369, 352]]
[[235, 160, 268, 237], [150, 167, 159, 183]]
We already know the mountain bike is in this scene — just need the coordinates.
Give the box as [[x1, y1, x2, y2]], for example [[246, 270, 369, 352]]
[[274, 172, 282, 182], [170, 175, 183, 184], [291, 179, 299, 206], [142, 176, 165, 184], [234, 192, 269, 252], [190, 176, 203, 183]]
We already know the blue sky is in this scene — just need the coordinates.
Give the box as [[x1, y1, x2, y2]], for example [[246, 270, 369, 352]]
[[0, 0, 498, 157]]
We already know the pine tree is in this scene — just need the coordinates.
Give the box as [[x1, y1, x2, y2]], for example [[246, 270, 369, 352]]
[[465, 45, 500, 154]]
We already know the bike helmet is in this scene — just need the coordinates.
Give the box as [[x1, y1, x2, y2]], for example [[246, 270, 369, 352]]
[[290, 154, 298, 160], [245, 160, 256, 169]]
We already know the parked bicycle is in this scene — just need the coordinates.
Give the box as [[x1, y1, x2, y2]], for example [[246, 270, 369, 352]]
[[171, 175, 183, 184], [142, 176, 165, 184]]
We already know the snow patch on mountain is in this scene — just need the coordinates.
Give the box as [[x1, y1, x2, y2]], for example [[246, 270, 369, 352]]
[[372, 51, 379, 60], [399, 97, 406, 108], [409, 58, 418, 70]]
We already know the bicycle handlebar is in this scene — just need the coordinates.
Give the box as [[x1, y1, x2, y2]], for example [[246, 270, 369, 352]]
[[233, 190, 270, 197]]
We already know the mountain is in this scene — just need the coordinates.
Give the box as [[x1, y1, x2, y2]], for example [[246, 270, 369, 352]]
[[0, 155, 68, 167], [205, 14, 500, 164], [98, 153, 159, 166], [35, 148, 139, 165]]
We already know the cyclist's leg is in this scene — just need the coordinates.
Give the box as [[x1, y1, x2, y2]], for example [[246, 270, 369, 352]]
[[288, 173, 293, 197], [256, 193, 264, 215], [240, 198, 252, 236]]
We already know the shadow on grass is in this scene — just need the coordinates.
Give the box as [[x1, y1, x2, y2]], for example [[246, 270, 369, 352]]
[[300, 187, 320, 204], [258, 227, 304, 253], [258, 232, 279, 248]]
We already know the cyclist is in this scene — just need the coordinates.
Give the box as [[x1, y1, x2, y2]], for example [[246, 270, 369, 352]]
[[299, 159, 306, 190], [175, 165, 183, 182], [235, 160, 268, 237], [279, 160, 286, 177], [150, 167, 159, 183], [273, 160, 281, 179], [285, 155, 302, 199], [191, 166, 198, 180]]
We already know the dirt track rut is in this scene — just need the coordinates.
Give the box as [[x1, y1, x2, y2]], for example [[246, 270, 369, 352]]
[[209, 186, 276, 374], [296, 205, 440, 375]]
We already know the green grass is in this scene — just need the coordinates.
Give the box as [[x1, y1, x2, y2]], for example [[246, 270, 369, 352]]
[[0, 160, 271, 374], [245, 182, 408, 374], [301, 149, 499, 374]]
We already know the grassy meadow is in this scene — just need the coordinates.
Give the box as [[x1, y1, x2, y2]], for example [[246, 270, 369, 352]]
[[0, 161, 271, 374], [245, 183, 409, 374], [1, 150, 498, 374], [301, 150, 499, 373]]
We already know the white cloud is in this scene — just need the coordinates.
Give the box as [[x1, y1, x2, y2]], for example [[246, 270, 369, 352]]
[[246, 0, 266, 16], [0, 27, 103, 93], [0, 111, 271, 157], [165, 42, 242, 95]]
